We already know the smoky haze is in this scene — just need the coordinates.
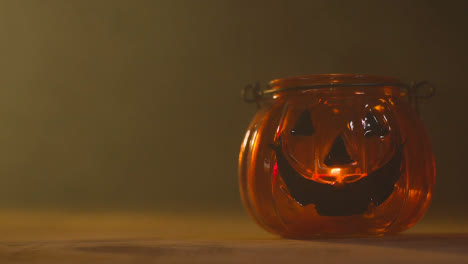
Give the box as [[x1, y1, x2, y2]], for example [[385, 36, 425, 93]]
[[0, 0, 466, 219]]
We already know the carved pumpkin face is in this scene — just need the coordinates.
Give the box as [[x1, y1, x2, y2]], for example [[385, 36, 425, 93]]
[[271, 97, 404, 216]]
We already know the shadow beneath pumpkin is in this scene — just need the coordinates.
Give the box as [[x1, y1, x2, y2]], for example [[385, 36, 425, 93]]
[[314, 233, 468, 255]]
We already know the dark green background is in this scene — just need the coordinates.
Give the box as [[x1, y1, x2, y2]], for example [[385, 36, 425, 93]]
[[0, 0, 466, 220]]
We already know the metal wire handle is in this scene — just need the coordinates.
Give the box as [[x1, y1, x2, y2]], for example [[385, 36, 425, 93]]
[[407, 81, 436, 115]]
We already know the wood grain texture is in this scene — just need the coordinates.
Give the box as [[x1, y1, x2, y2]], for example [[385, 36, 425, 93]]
[[0, 212, 466, 263]]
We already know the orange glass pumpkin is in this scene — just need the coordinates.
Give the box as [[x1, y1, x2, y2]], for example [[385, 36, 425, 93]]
[[239, 74, 435, 238]]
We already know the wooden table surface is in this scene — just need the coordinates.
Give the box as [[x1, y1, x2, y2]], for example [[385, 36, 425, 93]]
[[0, 211, 466, 263]]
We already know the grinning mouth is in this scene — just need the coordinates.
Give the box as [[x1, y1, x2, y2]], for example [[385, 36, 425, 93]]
[[270, 135, 403, 216]]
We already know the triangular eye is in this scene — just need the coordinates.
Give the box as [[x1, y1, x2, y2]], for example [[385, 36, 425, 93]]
[[363, 112, 389, 138], [291, 110, 315, 136]]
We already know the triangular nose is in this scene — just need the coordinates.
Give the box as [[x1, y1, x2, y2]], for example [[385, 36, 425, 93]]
[[324, 135, 354, 167]]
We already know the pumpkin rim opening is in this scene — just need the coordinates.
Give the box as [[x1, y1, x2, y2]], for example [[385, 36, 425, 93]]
[[268, 74, 405, 95]]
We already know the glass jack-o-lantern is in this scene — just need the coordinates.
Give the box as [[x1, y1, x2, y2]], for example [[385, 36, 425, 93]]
[[239, 74, 435, 238]]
